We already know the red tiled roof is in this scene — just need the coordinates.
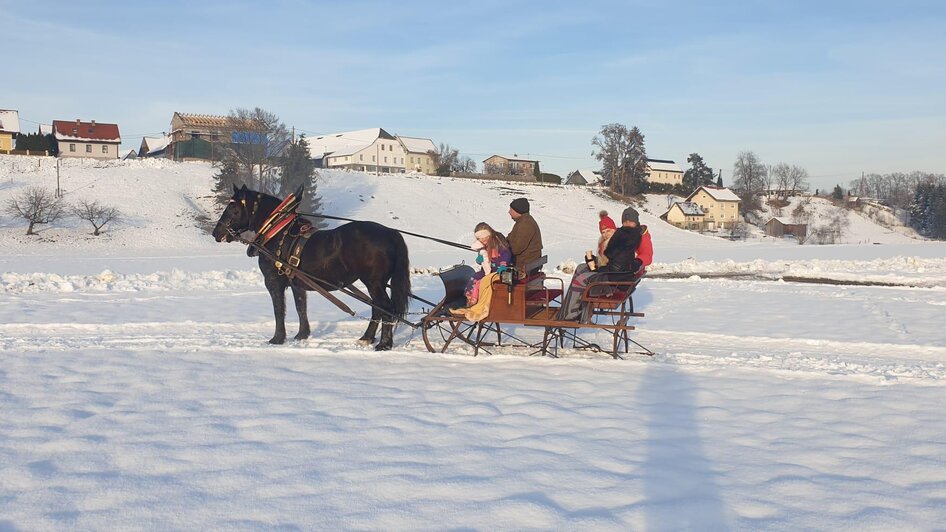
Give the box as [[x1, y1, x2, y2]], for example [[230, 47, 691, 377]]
[[52, 120, 121, 142]]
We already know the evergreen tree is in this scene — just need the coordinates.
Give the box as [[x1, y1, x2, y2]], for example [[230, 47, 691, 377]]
[[683, 153, 714, 194], [14, 132, 51, 152], [624, 126, 648, 195], [212, 158, 246, 204], [278, 134, 326, 228], [716, 173, 723, 187], [831, 184, 844, 201]]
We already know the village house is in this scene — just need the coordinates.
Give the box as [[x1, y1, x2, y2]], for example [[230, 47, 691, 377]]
[[396, 135, 437, 174], [308, 128, 437, 175], [645, 158, 684, 186], [0, 109, 20, 153], [765, 217, 808, 239], [483, 154, 539, 176], [684, 185, 741, 230], [139, 134, 171, 158], [52, 119, 121, 160], [661, 201, 705, 230], [168, 112, 233, 161], [565, 169, 601, 186]]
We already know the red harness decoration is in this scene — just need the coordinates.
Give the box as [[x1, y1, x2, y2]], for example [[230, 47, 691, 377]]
[[260, 213, 296, 246]]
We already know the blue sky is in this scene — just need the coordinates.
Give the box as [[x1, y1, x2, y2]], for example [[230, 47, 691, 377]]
[[4, 0, 945, 189]]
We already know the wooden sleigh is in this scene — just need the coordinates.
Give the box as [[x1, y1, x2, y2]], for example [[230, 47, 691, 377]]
[[420, 257, 653, 358]]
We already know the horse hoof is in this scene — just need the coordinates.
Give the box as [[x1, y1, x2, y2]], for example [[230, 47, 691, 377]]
[[358, 338, 375, 346], [294, 333, 310, 341], [374, 343, 392, 351], [269, 337, 285, 345]]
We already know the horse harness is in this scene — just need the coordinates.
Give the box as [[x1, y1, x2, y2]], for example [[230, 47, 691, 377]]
[[271, 220, 315, 277]]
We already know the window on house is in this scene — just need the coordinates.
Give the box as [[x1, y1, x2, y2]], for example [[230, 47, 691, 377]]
[[102, 145, 109, 153], [69, 144, 76, 152], [381, 144, 385, 151], [372, 155, 376, 161], [384, 156, 388, 163], [360, 154, 363, 161], [86, 145, 92, 153], [410, 157, 414, 163]]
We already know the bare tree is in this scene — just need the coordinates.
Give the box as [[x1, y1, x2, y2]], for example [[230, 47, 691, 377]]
[[771, 163, 809, 197], [4, 186, 66, 235], [428, 143, 460, 176], [223, 107, 290, 193], [72, 199, 121, 236], [454, 155, 477, 174], [732, 151, 768, 213], [592, 123, 627, 190], [592, 123, 647, 196]]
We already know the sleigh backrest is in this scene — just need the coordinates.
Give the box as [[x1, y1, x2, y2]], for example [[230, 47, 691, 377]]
[[434, 264, 475, 312]]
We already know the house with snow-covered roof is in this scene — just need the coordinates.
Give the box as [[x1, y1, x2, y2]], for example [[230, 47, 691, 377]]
[[52, 119, 121, 159], [684, 185, 741, 230], [765, 217, 807, 239], [645, 158, 683, 186], [396, 135, 437, 174], [139, 134, 171, 158], [0, 109, 21, 153], [661, 201, 705, 230], [307, 128, 438, 175], [565, 169, 601, 186]]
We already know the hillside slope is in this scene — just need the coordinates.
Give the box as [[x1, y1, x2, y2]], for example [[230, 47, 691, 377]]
[[1, 156, 941, 271]]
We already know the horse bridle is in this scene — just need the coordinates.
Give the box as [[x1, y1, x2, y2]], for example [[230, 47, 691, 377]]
[[221, 194, 261, 240]]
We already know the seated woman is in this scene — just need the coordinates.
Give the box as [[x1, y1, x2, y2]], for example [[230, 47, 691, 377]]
[[594, 210, 617, 270], [558, 207, 652, 322], [464, 222, 512, 306]]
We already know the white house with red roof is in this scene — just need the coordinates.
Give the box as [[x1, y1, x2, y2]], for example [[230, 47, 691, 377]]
[[52, 119, 121, 159]]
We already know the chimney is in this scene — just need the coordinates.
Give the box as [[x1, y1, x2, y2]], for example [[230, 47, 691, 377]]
[[91, 120, 95, 127]]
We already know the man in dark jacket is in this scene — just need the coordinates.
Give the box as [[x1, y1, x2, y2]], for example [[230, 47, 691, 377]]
[[558, 206, 651, 322], [506, 198, 543, 275]]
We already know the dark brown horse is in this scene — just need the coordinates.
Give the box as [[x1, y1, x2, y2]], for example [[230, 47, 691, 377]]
[[212, 185, 411, 350]]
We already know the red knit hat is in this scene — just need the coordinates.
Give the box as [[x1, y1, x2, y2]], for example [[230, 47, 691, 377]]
[[598, 216, 616, 232]]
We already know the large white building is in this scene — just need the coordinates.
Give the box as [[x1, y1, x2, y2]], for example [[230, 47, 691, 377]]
[[307, 128, 437, 175], [645, 158, 684, 186]]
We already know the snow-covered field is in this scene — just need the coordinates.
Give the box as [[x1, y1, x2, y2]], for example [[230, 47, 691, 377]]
[[2, 156, 945, 530]]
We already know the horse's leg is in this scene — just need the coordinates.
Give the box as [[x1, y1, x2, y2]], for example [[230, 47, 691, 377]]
[[263, 268, 289, 344], [291, 282, 310, 341], [358, 291, 379, 346], [365, 280, 396, 351]]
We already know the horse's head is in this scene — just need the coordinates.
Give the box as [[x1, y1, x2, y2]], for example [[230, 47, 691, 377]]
[[213, 184, 255, 242]]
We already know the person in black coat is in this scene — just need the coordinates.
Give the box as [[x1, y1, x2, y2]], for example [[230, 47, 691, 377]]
[[557, 207, 646, 322]]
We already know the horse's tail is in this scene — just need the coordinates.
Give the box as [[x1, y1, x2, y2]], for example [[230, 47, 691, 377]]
[[390, 232, 411, 319]]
